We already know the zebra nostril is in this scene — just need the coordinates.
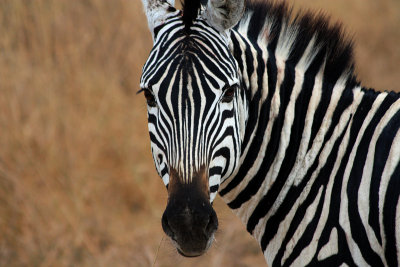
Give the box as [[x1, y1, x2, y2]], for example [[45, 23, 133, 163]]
[[205, 210, 218, 236], [161, 213, 175, 240]]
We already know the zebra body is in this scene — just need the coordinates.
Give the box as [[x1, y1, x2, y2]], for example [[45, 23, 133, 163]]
[[140, 0, 400, 265], [222, 4, 400, 266]]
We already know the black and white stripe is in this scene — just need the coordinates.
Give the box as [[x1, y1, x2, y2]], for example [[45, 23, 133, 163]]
[[141, 0, 400, 265], [217, 1, 400, 266], [141, 12, 246, 201]]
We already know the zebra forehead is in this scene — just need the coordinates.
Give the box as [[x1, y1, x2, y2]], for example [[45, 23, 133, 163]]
[[141, 46, 239, 91]]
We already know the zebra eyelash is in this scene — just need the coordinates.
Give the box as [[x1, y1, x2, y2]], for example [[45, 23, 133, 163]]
[[137, 87, 153, 95], [138, 87, 157, 107], [137, 85, 154, 94]]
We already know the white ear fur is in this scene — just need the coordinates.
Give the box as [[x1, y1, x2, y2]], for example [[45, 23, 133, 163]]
[[202, 0, 245, 33], [142, 0, 177, 39]]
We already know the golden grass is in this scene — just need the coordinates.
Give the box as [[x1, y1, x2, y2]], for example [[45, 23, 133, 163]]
[[0, 1, 398, 266]]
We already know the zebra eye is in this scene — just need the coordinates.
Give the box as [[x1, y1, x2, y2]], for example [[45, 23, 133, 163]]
[[144, 89, 157, 107], [222, 86, 236, 103]]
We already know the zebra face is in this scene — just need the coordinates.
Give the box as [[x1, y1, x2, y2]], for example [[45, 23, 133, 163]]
[[140, 0, 245, 257]]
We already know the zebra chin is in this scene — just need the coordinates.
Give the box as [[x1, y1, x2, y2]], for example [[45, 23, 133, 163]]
[[173, 233, 215, 258], [161, 167, 219, 257]]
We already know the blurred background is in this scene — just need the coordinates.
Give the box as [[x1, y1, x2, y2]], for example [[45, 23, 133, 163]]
[[0, 0, 399, 266]]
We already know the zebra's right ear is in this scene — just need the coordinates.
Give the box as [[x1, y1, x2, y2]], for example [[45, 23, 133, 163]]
[[141, 0, 177, 40], [202, 0, 245, 33]]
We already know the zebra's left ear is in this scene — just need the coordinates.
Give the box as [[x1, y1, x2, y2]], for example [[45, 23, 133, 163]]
[[141, 0, 177, 40], [202, 0, 245, 33]]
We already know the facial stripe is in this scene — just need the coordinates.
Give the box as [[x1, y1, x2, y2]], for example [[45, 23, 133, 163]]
[[141, 15, 245, 201]]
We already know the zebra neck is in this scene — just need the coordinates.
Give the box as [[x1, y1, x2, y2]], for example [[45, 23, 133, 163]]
[[220, 29, 367, 251]]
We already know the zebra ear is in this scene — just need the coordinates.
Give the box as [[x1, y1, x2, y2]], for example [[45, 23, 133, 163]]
[[141, 0, 177, 39], [202, 0, 245, 32]]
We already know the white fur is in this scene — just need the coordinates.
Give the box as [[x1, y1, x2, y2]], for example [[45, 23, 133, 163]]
[[202, 0, 245, 33], [317, 228, 339, 261], [141, 0, 179, 40]]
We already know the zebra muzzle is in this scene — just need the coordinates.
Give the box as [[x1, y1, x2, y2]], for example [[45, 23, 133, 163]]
[[161, 167, 218, 257]]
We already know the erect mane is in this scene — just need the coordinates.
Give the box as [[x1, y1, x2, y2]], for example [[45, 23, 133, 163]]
[[236, 0, 357, 85], [181, 0, 202, 32]]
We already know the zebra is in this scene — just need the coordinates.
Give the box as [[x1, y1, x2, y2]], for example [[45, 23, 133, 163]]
[[139, 0, 400, 265]]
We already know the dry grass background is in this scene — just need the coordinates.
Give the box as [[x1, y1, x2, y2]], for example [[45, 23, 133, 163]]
[[0, 0, 399, 266]]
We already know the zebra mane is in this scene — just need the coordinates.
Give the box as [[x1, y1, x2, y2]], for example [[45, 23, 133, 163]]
[[181, 0, 202, 32], [237, 0, 357, 85]]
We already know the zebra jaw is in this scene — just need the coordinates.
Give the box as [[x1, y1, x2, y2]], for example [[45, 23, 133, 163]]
[[162, 167, 219, 257]]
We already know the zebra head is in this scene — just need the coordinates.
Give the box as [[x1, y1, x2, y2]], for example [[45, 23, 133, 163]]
[[140, 0, 246, 257]]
